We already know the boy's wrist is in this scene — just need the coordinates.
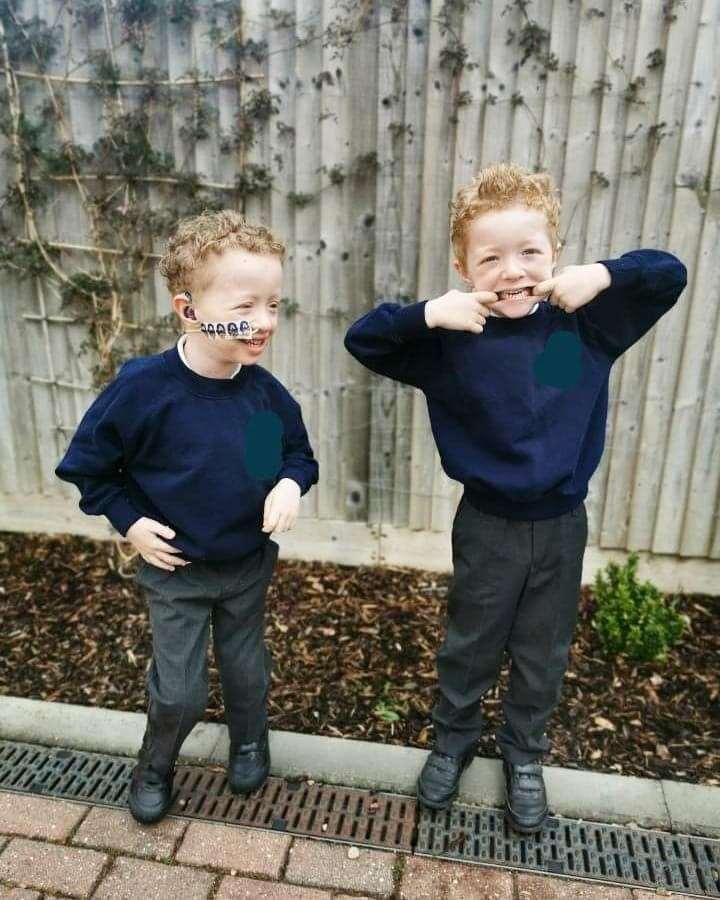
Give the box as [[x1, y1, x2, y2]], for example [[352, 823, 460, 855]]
[[277, 476, 302, 492], [592, 263, 612, 292], [424, 299, 436, 328]]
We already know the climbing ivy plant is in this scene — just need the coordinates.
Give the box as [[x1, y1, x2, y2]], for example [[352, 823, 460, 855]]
[[0, 0, 414, 391], [0, 0, 673, 389]]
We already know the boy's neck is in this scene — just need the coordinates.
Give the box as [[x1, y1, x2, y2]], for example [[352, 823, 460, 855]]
[[179, 333, 242, 379]]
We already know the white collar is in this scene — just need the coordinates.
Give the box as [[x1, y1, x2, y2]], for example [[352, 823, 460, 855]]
[[487, 301, 540, 318], [177, 334, 242, 379]]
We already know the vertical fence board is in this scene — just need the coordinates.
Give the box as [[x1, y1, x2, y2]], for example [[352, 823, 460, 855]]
[[391, 0, 430, 528], [292, 0, 322, 520], [630, 0, 713, 551]]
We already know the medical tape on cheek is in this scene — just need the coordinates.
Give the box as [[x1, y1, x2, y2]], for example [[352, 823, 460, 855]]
[[182, 291, 260, 341], [199, 319, 259, 340]]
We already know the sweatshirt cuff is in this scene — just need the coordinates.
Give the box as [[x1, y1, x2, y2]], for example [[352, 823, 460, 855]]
[[595, 257, 642, 292], [276, 470, 306, 496], [392, 300, 432, 340], [102, 494, 142, 537]]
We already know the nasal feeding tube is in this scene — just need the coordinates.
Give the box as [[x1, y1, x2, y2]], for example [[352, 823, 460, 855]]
[[183, 290, 260, 340]]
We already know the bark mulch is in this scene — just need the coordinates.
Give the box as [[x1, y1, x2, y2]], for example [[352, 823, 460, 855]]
[[0, 531, 717, 786]]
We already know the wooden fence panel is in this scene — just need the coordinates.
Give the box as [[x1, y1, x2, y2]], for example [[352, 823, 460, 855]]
[[0, 0, 717, 566]]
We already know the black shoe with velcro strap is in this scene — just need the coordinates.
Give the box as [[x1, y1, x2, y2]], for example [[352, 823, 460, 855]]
[[227, 723, 270, 794], [128, 728, 177, 824], [503, 759, 548, 834], [416, 742, 478, 810]]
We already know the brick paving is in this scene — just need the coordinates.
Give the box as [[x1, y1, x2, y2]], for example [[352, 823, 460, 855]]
[[0, 790, 702, 899]]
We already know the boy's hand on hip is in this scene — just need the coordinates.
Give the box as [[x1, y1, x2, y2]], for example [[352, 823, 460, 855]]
[[126, 517, 190, 571], [425, 289, 500, 333], [263, 477, 301, 534], [533, 263, 611, 313]]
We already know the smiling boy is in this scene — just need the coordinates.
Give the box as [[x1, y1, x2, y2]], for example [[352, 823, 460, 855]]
[[344, 163, 687, 832], [55, 211, 319, 824]]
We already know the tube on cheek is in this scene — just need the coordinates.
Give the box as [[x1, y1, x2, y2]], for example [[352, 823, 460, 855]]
[[200, 318, 258, 340], [182, 291, 259, 341]]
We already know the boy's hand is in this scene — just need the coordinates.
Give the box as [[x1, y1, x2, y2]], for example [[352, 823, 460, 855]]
[[425, 289, 501, 333], [126, 517, 190, 571], [262, 477, 302, 533], [533, 263, 611, 313]]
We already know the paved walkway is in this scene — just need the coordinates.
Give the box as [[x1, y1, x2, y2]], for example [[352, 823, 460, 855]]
[[0, 697, 716, 898], [0, 789, 698, 899]]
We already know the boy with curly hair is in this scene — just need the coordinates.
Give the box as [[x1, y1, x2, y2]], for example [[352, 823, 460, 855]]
[[56, 211, 319, 824], [344, 162, 686, 832]]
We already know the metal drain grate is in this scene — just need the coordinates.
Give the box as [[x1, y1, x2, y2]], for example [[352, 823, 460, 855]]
[[416, 805, 720, 897], [173, 768, 415, 850], [0, 740, 134, 805], [1, 740, 719, 897], [0, 740, 415, 852]]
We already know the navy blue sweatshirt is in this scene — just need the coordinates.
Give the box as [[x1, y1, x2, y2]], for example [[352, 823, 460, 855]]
[[55, 343, 319, 560], [343, 250, 687, 520]]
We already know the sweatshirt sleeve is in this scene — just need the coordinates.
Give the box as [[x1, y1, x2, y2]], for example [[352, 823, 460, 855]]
[[54, 364, 143, 537], [577, 249, 688, 361], [343, 299, 440, 392], [274, 394, 319, 497]]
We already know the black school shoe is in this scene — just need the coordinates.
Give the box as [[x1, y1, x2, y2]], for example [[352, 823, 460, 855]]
[[128, 731, 176, 825], [416, 742, 478, 810], [227, 723, 270, 794], [503, 759, 548, 834]]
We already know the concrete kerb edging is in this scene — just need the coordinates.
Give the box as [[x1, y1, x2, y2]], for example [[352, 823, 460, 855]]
[[1, 696, 718, 838]]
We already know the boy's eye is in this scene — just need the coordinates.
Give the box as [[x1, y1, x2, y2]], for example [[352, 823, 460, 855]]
[[523, 248, 539, 254], [479, 256, 497, 264]]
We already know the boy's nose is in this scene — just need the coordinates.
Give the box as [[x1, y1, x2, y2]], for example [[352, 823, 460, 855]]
[[249, 314, 273, 330], [500, 259, 525, 279]]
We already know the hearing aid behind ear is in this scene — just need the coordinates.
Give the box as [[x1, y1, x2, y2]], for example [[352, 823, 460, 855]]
[[182, 290, 258, 341]]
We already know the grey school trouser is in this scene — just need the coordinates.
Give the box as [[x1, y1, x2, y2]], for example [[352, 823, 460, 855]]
[[431, 493, 588, 765], [133, 538, 279, 776]]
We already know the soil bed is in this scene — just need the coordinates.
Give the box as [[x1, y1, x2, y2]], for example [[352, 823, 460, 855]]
[[1, 531, 717, 785]]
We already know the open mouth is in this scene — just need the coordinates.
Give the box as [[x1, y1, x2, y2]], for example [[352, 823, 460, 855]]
[[497, 286, 535, 301], [247, 336, 267, 350]]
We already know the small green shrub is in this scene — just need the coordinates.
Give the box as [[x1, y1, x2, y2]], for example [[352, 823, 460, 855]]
[[591, 552, 688, 662]]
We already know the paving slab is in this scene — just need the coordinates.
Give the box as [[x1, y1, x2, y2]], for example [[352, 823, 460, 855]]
[[0, 887, 43, 899], [541, 766, 671, 830], [662, 778, 720, 838], [400, 856, 514, 899], [92, 855, 214, 900], [284, 838, 396, 896], [214, 725, 429, 795], [71, 806, 188, 860], [175, 820, 291, 879], [0, 837, 107, 898], [0, 696, 219, 762], [0, 793, 88, 842], [517, 872, 632, 898], [215, 878, 331, 898], [412, 755, 672, 831]]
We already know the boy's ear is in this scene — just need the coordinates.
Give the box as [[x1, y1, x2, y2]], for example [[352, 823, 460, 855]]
[[453, 257, 473, 286], [172, 292, 196, 322]]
